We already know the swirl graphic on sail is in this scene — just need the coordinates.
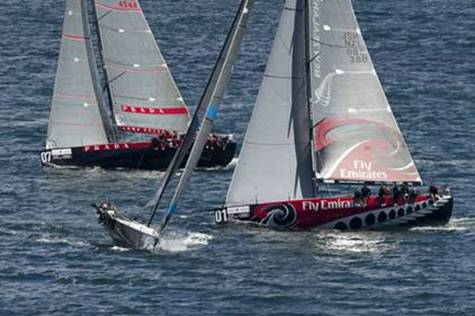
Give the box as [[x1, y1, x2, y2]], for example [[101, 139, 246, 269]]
[[308, 0, 422, 185]]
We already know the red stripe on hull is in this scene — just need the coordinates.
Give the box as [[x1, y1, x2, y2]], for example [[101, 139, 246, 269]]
[[249, 195, 433, 230]]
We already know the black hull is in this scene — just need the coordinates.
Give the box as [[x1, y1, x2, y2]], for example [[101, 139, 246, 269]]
[[41, 138, 236, 171]]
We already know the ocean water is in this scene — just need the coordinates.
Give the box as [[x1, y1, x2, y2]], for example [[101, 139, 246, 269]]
[[1, 0, 474, 315]]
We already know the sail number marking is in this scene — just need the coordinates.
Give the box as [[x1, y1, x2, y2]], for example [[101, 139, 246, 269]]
[[343, 32, 368, 64], [215, 209, 229, 224], [118, 1, 138, 9], [40, 151, 52, 164]]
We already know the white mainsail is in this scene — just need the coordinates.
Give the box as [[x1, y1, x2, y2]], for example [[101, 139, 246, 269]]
[[47, 0, 111, 149], [308, 0, 422, 184], [227, 0, 315, 207], [94, 0, 190, 135]]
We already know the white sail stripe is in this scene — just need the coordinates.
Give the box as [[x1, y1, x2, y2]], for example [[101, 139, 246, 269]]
[[389, 161, 416, 171], [101, 25, 152, 34], [388, 139, 402, 156], [323, 139, 372, 179], [336, 70, 376, 75], [348, 108, 390, 114], [323, 26, 359, 33]]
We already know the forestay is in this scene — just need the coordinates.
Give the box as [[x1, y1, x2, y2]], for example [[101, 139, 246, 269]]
[[47, 0, 110, 149], [94, 0, 190, 135], [308, 0, 422, 185], [227, 0, 315, 207]]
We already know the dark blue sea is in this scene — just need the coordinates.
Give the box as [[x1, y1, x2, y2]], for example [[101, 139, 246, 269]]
[[1, 0, 474, 315]]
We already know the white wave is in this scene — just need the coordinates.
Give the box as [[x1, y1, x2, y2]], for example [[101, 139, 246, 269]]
[[36, 236, 88, 247], [149, 232, 213, 253], [317, 231, 392, 254], [410, 217, 475, 233], [110, 245, 131, 252], [198, 157, 238, 171]]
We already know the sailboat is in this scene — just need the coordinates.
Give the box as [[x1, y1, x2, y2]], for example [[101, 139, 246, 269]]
[[41, 0, 236, 170], [94, 0, 253, 249], [215, 0, 453, 230]]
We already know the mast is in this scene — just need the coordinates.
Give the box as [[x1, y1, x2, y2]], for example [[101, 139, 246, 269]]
[[84, 0, 117, 143], [153, 0, 253, 233], [46, 0, 110, 149], [304, 0, 318, 195]]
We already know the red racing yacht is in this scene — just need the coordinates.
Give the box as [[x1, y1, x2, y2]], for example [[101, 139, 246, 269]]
[[216, 0, 453, 230]]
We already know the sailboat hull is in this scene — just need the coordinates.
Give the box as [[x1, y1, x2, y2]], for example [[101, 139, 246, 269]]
[[219, 193, 453, 231], [41, 135, 236, 170], [94, 204, 159, 250]]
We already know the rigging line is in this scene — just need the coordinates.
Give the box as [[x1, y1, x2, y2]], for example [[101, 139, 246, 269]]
[[308, 51, 321, 64], [103, 71, 127, 91], [96, 9, 113, 22]]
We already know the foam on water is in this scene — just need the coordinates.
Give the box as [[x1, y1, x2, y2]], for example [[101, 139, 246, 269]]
[[410, 217, 475, 233], [110, 245, 131, 252], [150, 232, 213, 253], [317, 231, 394, 254], [36, 236, 88, 248]]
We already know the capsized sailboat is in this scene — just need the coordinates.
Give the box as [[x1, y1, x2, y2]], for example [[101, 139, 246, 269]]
[[215, 0, 453, 230], [94, 0, 253, 249], [41, 0, 235, 170]]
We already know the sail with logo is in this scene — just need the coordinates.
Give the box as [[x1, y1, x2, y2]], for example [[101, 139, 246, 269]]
[[93, 0, 190, 135], [94, 0, 253, 249], [41, 0, 236, 170], [221, 0, 452, 231], [308, 0, 422, 185]]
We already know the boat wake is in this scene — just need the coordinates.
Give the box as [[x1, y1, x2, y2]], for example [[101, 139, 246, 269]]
[[410, 217, 475, 233], [198, 157, 238, 171], [317, 231, 393, 254]]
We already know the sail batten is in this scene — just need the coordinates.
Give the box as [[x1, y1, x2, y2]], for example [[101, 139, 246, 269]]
[[94, 0, 190, 134], [308, 0, 422, 185], [47, 0, 110, 149]]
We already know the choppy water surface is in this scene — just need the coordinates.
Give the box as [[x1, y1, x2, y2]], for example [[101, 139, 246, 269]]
[[1, 0, 474, 315]]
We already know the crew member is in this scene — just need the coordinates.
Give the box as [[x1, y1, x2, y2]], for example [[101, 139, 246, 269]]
[[392, 185, 400, 205], [429, 184, 439, 201], [378, 186, 387, 206], [361, 184, 371, 206]]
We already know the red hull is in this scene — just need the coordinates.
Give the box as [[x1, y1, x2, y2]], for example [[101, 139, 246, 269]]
[[221, 194, 453, 230]]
